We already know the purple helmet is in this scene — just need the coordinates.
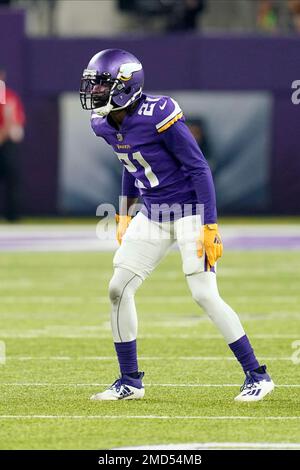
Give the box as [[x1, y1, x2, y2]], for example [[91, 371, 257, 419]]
[[80, 49, 144, 116]]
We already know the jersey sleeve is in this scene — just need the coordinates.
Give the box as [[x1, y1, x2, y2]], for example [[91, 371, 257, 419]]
[[122, 167, 140, 198], [154, 96, 184, 134], [160, 116, 217, 224]]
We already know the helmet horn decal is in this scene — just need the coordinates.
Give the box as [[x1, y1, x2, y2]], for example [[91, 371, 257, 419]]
[[118, 62, 143, 81]]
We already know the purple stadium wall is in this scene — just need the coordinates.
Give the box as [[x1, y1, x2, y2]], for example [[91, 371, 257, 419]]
[[1, 9, 300, 215]]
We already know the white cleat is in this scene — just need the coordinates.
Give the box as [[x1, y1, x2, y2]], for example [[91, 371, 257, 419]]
[[235, 365, 275, 402], [90, 372, 145, 401]]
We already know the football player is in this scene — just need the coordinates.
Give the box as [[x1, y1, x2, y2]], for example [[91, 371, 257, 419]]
[[80, 49, 274, 402]]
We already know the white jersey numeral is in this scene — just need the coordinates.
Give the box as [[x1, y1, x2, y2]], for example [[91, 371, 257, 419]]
[[115, 152, 137, 173], [138, 102, 156, 116], [115, 151, 159, 188], [132, 151, 159, 187]]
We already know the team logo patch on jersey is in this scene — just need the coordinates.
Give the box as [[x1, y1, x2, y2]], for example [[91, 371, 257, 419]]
[[116, 133, 123, 142]]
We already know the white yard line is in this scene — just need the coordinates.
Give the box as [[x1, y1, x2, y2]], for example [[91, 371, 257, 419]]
[[1, 330, 299, 339], [0, 296, 299, 304], [118, 442, 300, 450], [0, 415, 299, 420], [3, 355, 295, 361], [0, 383, 299, 388]]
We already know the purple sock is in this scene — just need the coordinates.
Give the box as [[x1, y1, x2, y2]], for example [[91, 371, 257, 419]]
[[114, 340, 138, 375], [229, 335, 260, 373]]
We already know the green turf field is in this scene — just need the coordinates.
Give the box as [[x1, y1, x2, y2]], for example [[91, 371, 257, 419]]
[[0, 250, 300, 449]]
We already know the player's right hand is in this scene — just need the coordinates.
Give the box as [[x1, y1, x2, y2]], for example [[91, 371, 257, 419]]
[[196, 223, 223, 267], [115, 214, 132, 245]]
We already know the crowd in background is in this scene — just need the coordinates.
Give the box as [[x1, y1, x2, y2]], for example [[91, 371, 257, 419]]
[[1, 0, 300, 36], [257, 0, 300, 33]]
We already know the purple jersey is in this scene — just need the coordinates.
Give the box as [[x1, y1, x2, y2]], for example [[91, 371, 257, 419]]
[[91, 94, 217, 223]]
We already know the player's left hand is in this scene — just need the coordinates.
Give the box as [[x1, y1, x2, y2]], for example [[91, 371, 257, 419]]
[[197, 224, 223, 267], [115, 214, 132, 245]]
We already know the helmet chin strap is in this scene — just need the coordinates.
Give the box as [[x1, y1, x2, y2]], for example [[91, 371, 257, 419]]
[[94, 87, 142, 117], [94, 102, 114, 117]]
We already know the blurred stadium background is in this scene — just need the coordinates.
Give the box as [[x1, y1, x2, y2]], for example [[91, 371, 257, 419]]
[[1, 0, 300, 450], [0, 0, 300, 218]]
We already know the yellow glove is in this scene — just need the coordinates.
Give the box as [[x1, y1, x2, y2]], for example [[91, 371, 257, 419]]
[[197, 223, 223, 267], [115, 214, 132, 245]]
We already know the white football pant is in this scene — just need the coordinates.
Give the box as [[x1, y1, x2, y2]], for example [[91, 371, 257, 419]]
[[109, 212, 245, 344]]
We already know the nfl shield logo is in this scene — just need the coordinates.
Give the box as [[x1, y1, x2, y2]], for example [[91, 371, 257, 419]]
[[117, 133, 123, 142]]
